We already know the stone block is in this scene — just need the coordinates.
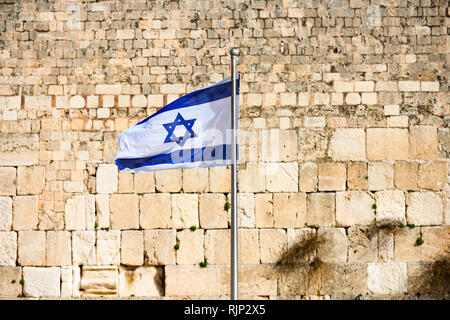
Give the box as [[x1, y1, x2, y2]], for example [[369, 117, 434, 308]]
[[110, 194, 139, 229], [118, 170, 133, 193], [176, 229, 204, 265], [407, 192, 443, 226], [182, 168, 208, 192], [65, 195, 95, 230], [336, 191, 375, 227], [140, 194, 171, 229], [17, 166, 45, 195], [238, 193, 255, 228], [259, 229, 287, 264], [0, 134, 38, 166], [409, 126, 438, 160], [204, 229, 230, 264], [172, 194, 199, 229], [121, 230, 144, 266], [0, 197, 12, 230], [80, 266, 118, 296], [307, 193, 335, 227], [298, 129, 329, 161], [318, 162, 346, 191], [368, 162, 394, 191], [0, 232, 17, 266], [134, 171, 155, 193], [366, 129, 409, 160], [72, 231, 96, 266], [13, 196, 38, 230], [165, 265, 221, 297], [417, 161, 446, 190], [220, 265, 277, 297], [46, 231, 71, 266], [96, 164, 118, 194], [18, 231, 46, 266], [199, 194, 228, 229], [97, 230, 120, 265], [255, 193, 273, 228], [394, 161, 418, 190], [329, 128, 366, 161], [0, 267, 22, 296], [266, 162, 298, 192], [0, 167, 16, 195], [345, 93, 361, 105], [279, 130, 298, 161], [317, 228, 348, 263], [367, 263, 407, 294], [155, 169, 182, 192], [347, 162, 368, 190], [95, 194, 110, 229], [23, 267, 61, 297], [118, 266, 162, 297], [318, 263, 368, 295], [399, 81, 420, 92], [375, 191, 406, 226], [61, 266, 80, 298], [209, 166, 230, 192], [348, 225, 378, 262], [144, 230, 176, 265], [238, 163, 265, 192], [274, 193, 306, 228], [239, 229, 260, 264], [299, 163, 318, 192]]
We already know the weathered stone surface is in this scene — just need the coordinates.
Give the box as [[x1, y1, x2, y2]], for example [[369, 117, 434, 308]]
[[220, 265, 277, 297], [0, 167, 16, 195], [118, 266, 162, 297], [368, 162, 394, 191], [347, 162, 368, 190], [375, 191, 406, 226], [299, 163, 318, 192], [134, 171, 155, 193], [298, 129, 328, 161], [182, 168, 208, 192], [409, 126, 438, 160], [72, 231, 96, 266], [336, 191, 375, 227], [307, 193, 335, 227], [278, 130, 298, 161], [172, 194, 198, 229], [366, 129, 409, 160], [0, 134, 38, 166], [110, 194, 139, 229], [97, 230, 121, 265], [255, 193, 273, 228], [417, 161, 446, 191], [140, 193, 171, 229], [0, 232, 17, 266], [23, 267, 61, 297], [0, 197, 12, 231], [65, 195, 96, 230], [95, 194, 110, 229], [367, 263, 407, 295], [155, 169, 181, 192], [238, 163, 265, 192], [317, 228, 348, 263], [266, 162, 298, 192], [259, 229, 287, 263], [209, 166, 230, 192], [144, 230, 176, 265], [121, 230, 144, 266], [18, 230, 46, 266], [165, 265, 221, 297], [199, 194, 228, 229], [329, 128, 366, 161], [318, 162, 346, 191], [348, 225, 378, 262], [80, 266, 118, 296], [176, 229, 204, 265], [61, 266, 81, 298], [17, 166, 45, 195], [46, 231, 71, 266], [318, 263, 368, 295], [96, 164, 118, 194], [0, 267, 22, 296], [205, 229, 230, 264], [118, 170, 133, 193], [12, 196, 38, 230], [274, 193, 306, 228], [238, 193, 255, 228], [394, 161, 418, 190], [407, 192, 443, 226]]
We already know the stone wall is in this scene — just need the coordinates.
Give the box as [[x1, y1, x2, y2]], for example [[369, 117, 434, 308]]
[[0, 0, 449, 299]]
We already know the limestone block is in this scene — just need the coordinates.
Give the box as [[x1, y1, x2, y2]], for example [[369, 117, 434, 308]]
[[317, 228, 348, 263], [96, 164, 118, 194], [0, 267, 22, 296], [199, 194, 228, 229], [419, 227, 450, 262], [317, 263, 368, 295], [266, 162, 298, 192], [134, 171, 155, 193], [307, 193, 335, 227], [238, 193, 255, 228], [182, 168, 208, 192], [378, 228, 394, 262], [17, 166, 45, 195], [394, 161, 418, 190], [284, 228, 317, 264], [72, 231, 96, 266], [345, 92, 361, 105], [0, 134, 38, 166], [347, 162, 368, 190], [336, 191, 375, 227], [13, 196, 38, 230], [0, 197, 12, 230], [418, 161, 446, 190], [118, 266, 162, 297], [421, 81, 439, 92], [118, 170, 133, 193], [165, 265, 221, 297], [144, 230, 176, 265], [46, 231, 71, 266], [348, 225, 378, 263], [255, 193, 273, 228], [104, 132, 119, 163], [65, 195, 96, 230], [121, 230, 144, 266], [318, 162, 346, 191], [279, 130, 298, 161], [298, 129, 328, 161], [366, 128, 409, 160], [110, 194, 139, 229], [176, 229, 204, 265], [172, 194, 199, 229], [239, 229, 260, 264], [61, 266, 80, 298], [375, 191, 406, 226], [80, 266, 118, 296], [23, 267, 61, 297], [274, 193, 306, 228], [95, 194, 110, 229], [18, 231, 46, 266], [329, 128, 366, 161], [209, 166, 230, 192], [368, 162, 394, 191], [367, 263, 407, 294], [0, 167, 16, 195], [140, 194, 171, 229], [155, 169, 182, 192], [0, 231, 17, 266], [259, 229, 287, 263], [204, 229, 230, 264], [97, 230, 120, 265], [407, 192, 443, 226], [409, 126, 438, 160], [299, 162, 317, 192], [238, 163, 265, 192], [220, 265, 277, 297]]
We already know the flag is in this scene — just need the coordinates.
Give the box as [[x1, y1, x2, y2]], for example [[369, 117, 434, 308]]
[[115, 74, 239, 172]]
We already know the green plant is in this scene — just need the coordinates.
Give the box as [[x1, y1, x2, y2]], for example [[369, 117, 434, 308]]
[[415, 236, 424, 246], [399, 223, 405, 228], [199, 260, 208, 268], [372, 203, 377, 210], [94, 222, 98, 229], [224, 201, 231, 211], [19, 278, 24, 286], [174, 244, 179, 250], [130, 294, 135, 297], [407, 223, 416, 229], [11, 280, 16, 284], [189, 225, 197, 232]]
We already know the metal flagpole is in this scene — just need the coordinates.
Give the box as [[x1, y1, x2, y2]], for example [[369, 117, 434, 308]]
[[229, 47, 239, 300]]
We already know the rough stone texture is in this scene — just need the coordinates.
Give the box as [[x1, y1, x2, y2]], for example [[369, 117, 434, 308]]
[[348, 225, 378, 263], [266, 162, 298, 192], [96, 164, 118, 194], [144, 230, 176, 266], [259, 229, 287, 264], [409, 126, 438, 160], [299, 163, 318, 192], [318, 163, 346, 191], [118, 266, 162, 297], [329, 129, 366, 161], [121, 230, 144, 266], [394, 161, 419, 191], [23, 267, 61, 297], [97, 230, 121, 265], [347, 162, 368, 190], [417, 161, 446, 191], [255, 193, 273, 228], [46, 231, 71, 266], [317, 228, 348, 263], [110, 194, 139, 229], [80, 266, 118, 297], [18, 231, 46, 266], [12, 196, 38, 230], [72, 231, 96, 266], [367, 263, 408, 295], [0, 267, 22, 296], [165, 265, 221, 297], [407, 192, 443, 226], [366, 129, 409, 160], [65, 195, 95, 231], [134, 172, 155, 193], [336, 192, 375, 227], [140, 193, 171, 229], [171, 194, 199, 229], [307, 193, 335, 227], [0, 232, 17, 266], [0, 134, 38, 166], [0, 197, 12, 231], [199, 194, 228, 229], [17, 166, 45, 195], [375, 191, 406, 226], [0, 167, 16, 195], [176, 229, 204, 265], [368, 162, 394, 191]]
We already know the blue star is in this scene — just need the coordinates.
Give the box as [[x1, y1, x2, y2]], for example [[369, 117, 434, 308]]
[[163, 113, 197, 147]]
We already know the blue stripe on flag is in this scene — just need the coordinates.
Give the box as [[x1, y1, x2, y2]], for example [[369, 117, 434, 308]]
[[137, 76, 240, 126], [116, 144, 238, 170]]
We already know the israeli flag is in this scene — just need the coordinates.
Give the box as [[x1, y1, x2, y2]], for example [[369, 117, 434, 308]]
[[115, 74, 239, 172]]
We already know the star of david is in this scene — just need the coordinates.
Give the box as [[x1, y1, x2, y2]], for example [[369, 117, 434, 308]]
[[163, 113, 197, 147]]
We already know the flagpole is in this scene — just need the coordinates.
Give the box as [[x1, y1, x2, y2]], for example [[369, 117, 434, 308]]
[[230, 47, 239, 300]]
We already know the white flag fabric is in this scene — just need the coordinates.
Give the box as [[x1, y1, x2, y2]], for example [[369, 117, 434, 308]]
[[115, 75, 239, 172]]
